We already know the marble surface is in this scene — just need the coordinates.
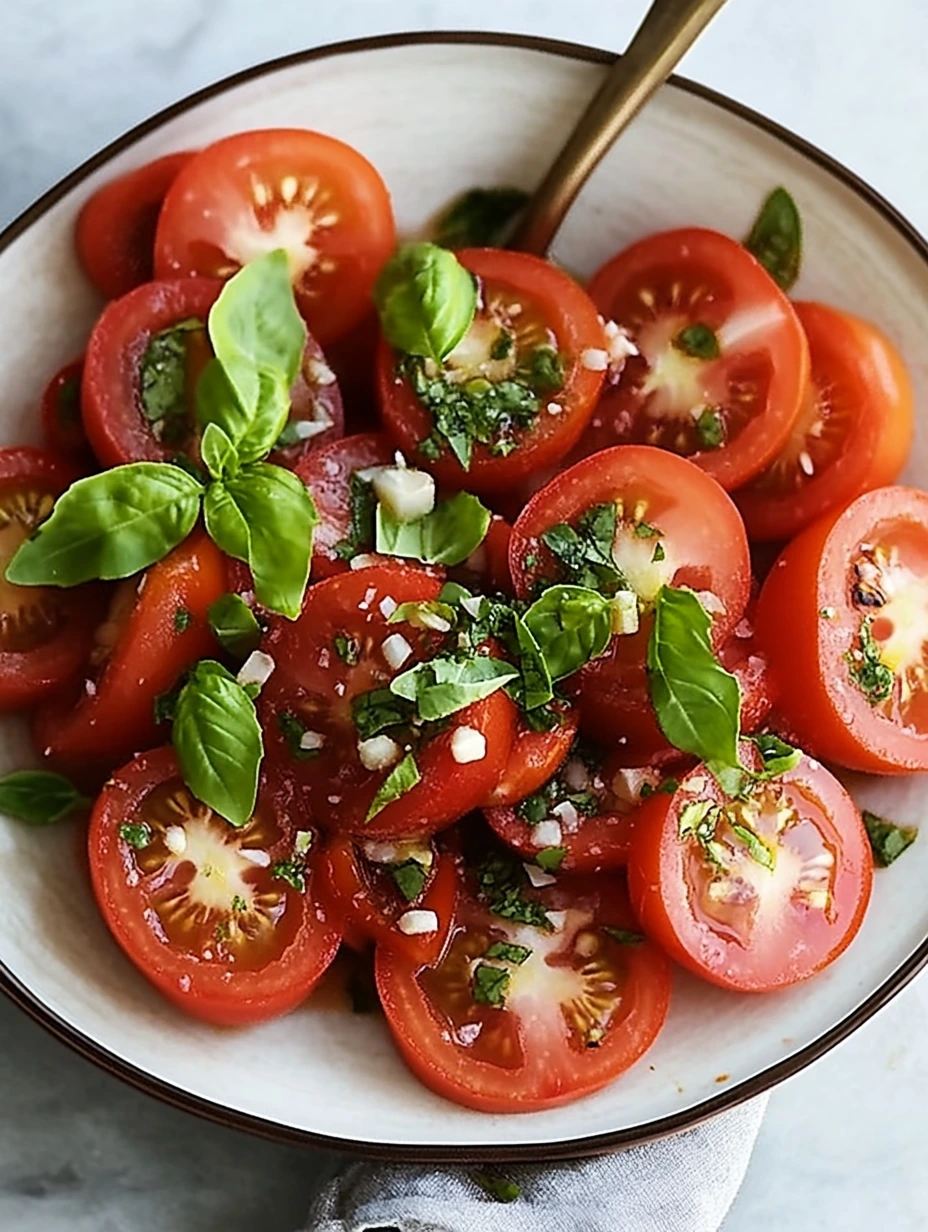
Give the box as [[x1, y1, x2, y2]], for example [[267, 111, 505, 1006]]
[[2, 0, 928, 1227]]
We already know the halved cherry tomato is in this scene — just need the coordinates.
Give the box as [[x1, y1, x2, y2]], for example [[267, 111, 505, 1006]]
[[448, 514, 514, 597], [573, 228, 809, 490], [33, 530, 226, 787], [377, 249, 606, 493], [258, 565, 516, 838], [718, 601, 774, 735], [484, 702, 578, 808], [267, 337, 345, 469], [756, 486, 928, 772], [89, 746, 341, 1026], [0, 448, 104, 711], [627, 751, 872, 992], [376, 869, 670, 1112], [735, 302, 913, 541], [75, 151, 194, 300], [321, 834, 458, 965], [154, 129, 396, 345], [40, 359, 93, 462]]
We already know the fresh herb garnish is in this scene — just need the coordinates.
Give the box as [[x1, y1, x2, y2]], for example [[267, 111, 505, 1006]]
[[333, 631, 360, 666], [730, 822, 775, 869], [522, 584, 613, 682], [375, 490, 491, 567], [744, 187, 802, 291], [271, 858, 307, 892], [277, 710, 320, 761], [139, 318, 201, 436], [535, 846, 567, 872], [541, 503, 627, 595], [472, 962, 510, 1007], [207, 592, 262, 659], [485, 941, 532, 965], [118, 822, 152, 850], [475, 851, 553, 931], [366, 752, 420, 822], [678, 800, 726, 866], [749, 733, 802, 777], [696, 407, 725, 450], [863, 810, 918, 867], [390, 654, 518, 722], [471, 1171, 521, 1204], [0, 770, 88, 825], [153, 685, 180, 725], [390, 858, 428, 903], [352, 688, 416, 741], [847, 616, 894, 704], [173, 607, 193, 633], [434, 186, 529, 249], [373, 242, 476, 363], [334, 473, 377, 561], [603, 925, 645, 945], [491, 329, 513, 360], [640, 777, 679, 799], [673, 323, 720, 360]]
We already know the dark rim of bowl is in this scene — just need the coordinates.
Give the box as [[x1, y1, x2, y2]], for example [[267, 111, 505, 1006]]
[[2, 29, 928, 1163]]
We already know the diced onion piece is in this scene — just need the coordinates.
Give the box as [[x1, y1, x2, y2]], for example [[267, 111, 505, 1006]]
[[379, 595, 397, 619], [358, 734, 402, 771], [299, 730, 324, 752], [552, 800, 580, 833], [397, 909, 439, 935], [350, 553, 381, 571], [533, 819, 563, 848], [164, 825, 187, 856], [563, 758, 589, 792], [611, 590, 640, 635], [581, 347, 609, 371], [611, 767, 658, 806], [524, 862, 557, 888], [451, 726, 486, 764], [237, 651, 275, 689], [545, 910, 568, 931], [291, 411, 333, 439], [371, 466, 436, 524], [461, 595, 483, 618], [307, 357, 337, 386], [382, 632, 413, 670], [694, 589, 727, 615]]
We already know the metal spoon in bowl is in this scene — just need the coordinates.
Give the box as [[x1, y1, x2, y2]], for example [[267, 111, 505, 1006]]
[[510, 0, 730, 255]]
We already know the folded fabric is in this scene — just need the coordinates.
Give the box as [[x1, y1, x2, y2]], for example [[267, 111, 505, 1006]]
[[305, 1093, 767, 1232]]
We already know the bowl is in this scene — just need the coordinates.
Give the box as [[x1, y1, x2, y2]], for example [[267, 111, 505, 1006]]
[[2, 31, 928, 1161]]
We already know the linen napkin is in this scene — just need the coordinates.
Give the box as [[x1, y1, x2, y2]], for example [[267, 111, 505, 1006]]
[[305, 1093, 767, 1232]]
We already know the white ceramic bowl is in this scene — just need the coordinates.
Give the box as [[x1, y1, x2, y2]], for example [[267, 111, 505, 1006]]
[[3, 32, 928, 1161]]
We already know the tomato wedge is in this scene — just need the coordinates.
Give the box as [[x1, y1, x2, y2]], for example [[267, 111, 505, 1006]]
[[735, 302, 913, 541], [377, 249, 606, 493], [627, 752, 872, 991], [89, 746, 341, 1026], [377, 865, 670, 1112], [40, 359, 93, 462], [574, 228, 809, 489], [154, 129, 396, 345]]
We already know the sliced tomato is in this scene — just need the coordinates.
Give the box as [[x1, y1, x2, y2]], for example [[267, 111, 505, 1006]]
[[0, 449, 104, 711], [154, 129, 395, 345], [75, 151, 194, 300], [573, 228, 809, 490], [756, 486, 928, 772], [40, 359, 93, 462], [32, 530, 227, 787], [321, 833, 458, 965], [89, 746, 341, 1026], [627, 752, 872, 991], [718, 601, 774, 735], [377, 249, 606, 493], [736, 302, 913, 540], [484, 702, 578, 808], [448, 514, 514, 597], [267, 335, 345, 468], [258, 565, 516, 838], [376, 868, 670, 1112]]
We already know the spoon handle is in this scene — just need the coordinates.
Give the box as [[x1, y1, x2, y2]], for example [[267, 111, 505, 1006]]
[[510, 0, 729, 255]]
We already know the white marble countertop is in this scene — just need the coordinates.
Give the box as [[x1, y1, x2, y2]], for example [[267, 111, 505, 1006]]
[[3, 1, 928, 1227]]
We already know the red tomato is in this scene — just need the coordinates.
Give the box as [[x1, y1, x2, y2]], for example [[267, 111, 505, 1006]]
[[736, 302, 913, 540], [574, 228, 809, 490], [0, 449, 103, 711], [324, 310, 382, 434], [89, 747, 341, 1026], [75, 152, 194, 300], [258, 565, 516, 838], [484, 702, 578, 808], [377, 248, 606, 493], [376, 871, 670, 1112], [33, 530, 227, 787], [447, 514, 514, 596], [756, 486, 928, 772], [154, 129, 395, 345], [267, 336, 345, 469], [40, 359, 93, 462], [718, 603, 774, 735], [627, 752, 872, 991], [321, 834, 458, 965], [295, 432, 394, 579]]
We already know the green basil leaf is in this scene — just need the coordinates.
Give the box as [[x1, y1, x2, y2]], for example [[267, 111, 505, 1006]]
[[472, 962, 510, 1007], [541, 503, 627, 596], [366, 752, 420, 822], [523, 584, 613, 682], [388, 599, 456, 632], [172, 660, 263, 827], [200, 421, 239, 481], [512, 613, 553, 710], [207, 592, 262, 659], [351, 688, 416, 740], [204, 462, 316, 619], [333, 473, 377, 561], [744, 187, 802, 291], [696, 407, 725, 450], [434, 186, 529, 249], [373, 242, 477, 363], [673, 323, 720, 360], [390, 858, 428, 903], [863, 810, 918, 867], [119, 822, 152, 849], [534, 846, 566, 872], [471, 1172, 521, 1204], [6, 463, 203, 587], [375, 491, 490, 567], [390, 654, 518, 722], [139, 317, 202, 426], [749, 732, 802, 778], [0, 770, 87, 825], [730, 822, 776, 870], [647, 586, 741, 769], [484, 940, 532, 965]]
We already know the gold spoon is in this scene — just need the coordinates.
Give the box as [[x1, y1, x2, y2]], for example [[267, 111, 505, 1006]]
[[510, 0, 730, 255]]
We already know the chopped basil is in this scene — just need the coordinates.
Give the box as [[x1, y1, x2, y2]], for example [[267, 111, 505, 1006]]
[[388, 599, 456, 632], [472, 1171, 521, 1204], [678, 799, 726, 867], [171, 607, 192, 634], [475, 851, 553, 931], [277, 710, 320, 761], [390, 858, 428, 902], [696, 407, 725, 450], [749, 733, 801, 778], [730, 822, 775, 870], [491, 329, 513, 360], [118, 822, 152, 850], [207, 592, 262, 659], [863, 810, 917, 867], [652, 542, 666, 563], [352, 688, 416, 741], [231, 893, 247, 912], [535, 846, 567, 872], [744, 187, 802, 291], [603, 925, 645, 945], [333, 632, 360, 666], [640, 777, 679, 799], [366, 752, 420, 822], [633, 521, 662, 539], [510, 613, 553, 711], [334, 472, 377, 561], [153, 686, 180, 725], [517, 793, 549, 824], [390, 654, 518, 722], [272, 858, 307, 892], [541, 502, 627, 596], [472, 962, 510, 1007], [434, 186, 529, 249], [485, 941, 532, 965], [847, 616, 894, 704], [527, 346, 565, 393], [138, 318, 201, 435], [375, 490, 491, 567], [0, 770, 87, 825], [673, 323, 720, 360]]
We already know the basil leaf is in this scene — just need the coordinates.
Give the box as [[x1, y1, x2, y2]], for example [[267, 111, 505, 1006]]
[[512, 613, 553, 710], [541, 503, 627, 596], [484, 940, 532, 965], [696, 407, 725, 450], [390, 654, 518, 722], [204, 462, 316, 619], [390, 858, 428, 903], [730, 822, 776, 870], [647, 586, 742, 769], [373, 242, 477, 363], [375, 491, 490, 567], [523, 584, 613, 682], [0, 771, 87, 825], [673, 323, 720, 360], [471, 1172, 521, 1204], [472, 962, 509, 1007], [474, 851, 552, 931], [6, 463, 203, 587], [207, 592, 262, 659], [434, 186, 529, 249], [388, 600, 455, 632], [534, 846, 566, 872], [744, 187, 802, 291], [334, 473, 376, 561], [366, 752, 420, 822], [352, 688, 416, 741], [119, 822, 152, 849], [750, 733, 802, 778], [172, 660, 263, 827], [863, 810, 918, 867], [200, 421, 239, 481], [139, 318, 201, 426]]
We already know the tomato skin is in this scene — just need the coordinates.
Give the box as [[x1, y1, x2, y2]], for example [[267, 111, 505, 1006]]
[[377, 248, 606, 493], [627, 754, 873, 992], [40, 359, 94, 463], [484, 705, 578, 808], [154, 129, 396, 346], [484, 801, 636, 873], [75, 152, 194, 300], [736, 302, 913, 541], [89, 746, 341, 1026], [32, 530, 227, 787], [266, 334, 345, 469], [448, 514, 514, 597]]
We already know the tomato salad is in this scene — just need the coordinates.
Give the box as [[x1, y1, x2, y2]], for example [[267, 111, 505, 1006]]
[[0, 134, 919, 1115]]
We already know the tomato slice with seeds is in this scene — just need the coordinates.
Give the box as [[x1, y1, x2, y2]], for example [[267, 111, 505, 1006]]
[[376, 872, 670, 1112], [627, 751, 872, 992], [40, 359, 93, 462], [33, 530, 227, 787], [573, 228, 809, 490], [258, 565, 516, 838], [377, 248, 607, 493], [484, 701, 578, 808], [0, 448, 104, 711], [75, 151, 194, 300], [756, 486, 928, 772], [735, 302, 913, 541], [89, 746, 341, 1026], [154, 129, 396, 346]]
